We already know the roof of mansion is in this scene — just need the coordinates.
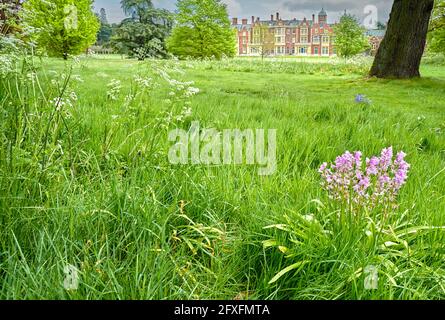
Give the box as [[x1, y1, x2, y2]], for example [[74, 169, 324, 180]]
[[233, 9, 334, 31]]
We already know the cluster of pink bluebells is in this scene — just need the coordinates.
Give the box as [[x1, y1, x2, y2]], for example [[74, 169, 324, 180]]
[[319, 147, 410, 211]]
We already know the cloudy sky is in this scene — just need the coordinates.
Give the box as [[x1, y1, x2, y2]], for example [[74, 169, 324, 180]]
[[93, 0, 393, 24]]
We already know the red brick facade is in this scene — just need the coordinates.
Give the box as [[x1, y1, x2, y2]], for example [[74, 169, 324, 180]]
[[233, 9, 336, 57], [233, 9, 384, 57]]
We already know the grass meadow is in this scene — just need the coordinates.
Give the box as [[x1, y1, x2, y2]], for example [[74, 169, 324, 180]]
[[1, 55, 445, 300]]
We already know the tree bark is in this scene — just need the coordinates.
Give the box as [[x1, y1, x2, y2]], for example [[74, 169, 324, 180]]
[[369, 0, 435, 78]]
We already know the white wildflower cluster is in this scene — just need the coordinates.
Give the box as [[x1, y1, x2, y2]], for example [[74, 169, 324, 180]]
[[69, 91, 78, 102], [72, 56, 81, 65], [107, 79, 122, 101], [157, 69, 201, 102], [175, 106, 193, 122], [122, 93, 136, 110], [50, 97, 70, 111], [26, 72, 37, 82], [157, 106, 193, 129], [185, 86, 200, 97], [134, 47, 149, 61], [47, 72, 83, 100], [71, 74, 84, 83], [121, 75, 157, 111], [49, 90, 78, 112], [134, 75, 154, 89], [46, 71, 79, 112], [0, 55, 14, 79], [0, 2, 19, 31]]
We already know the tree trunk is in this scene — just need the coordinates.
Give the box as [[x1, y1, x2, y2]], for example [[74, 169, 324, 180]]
[[369, 0, 435, 78]]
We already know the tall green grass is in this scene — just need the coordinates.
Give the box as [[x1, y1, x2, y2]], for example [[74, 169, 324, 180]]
[[1, 54, 445, 299]]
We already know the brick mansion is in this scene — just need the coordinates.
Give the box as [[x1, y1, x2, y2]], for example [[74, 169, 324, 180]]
[[232, 9, 385, 57]]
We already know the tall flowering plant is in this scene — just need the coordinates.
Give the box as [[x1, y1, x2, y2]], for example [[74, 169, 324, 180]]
[[319, 147, 410, 214]]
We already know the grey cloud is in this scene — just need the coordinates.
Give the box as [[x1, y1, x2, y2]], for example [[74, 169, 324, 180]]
[[282, 0, 393, 22], [95, 0, 394, 24]]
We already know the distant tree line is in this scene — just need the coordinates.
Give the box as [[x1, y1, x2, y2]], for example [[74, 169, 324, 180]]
[[2, 0, 445, 78], [96, 0, 235, 60]]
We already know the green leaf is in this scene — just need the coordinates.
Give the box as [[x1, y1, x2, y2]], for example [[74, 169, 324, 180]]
[[396, 226, 445, 238], [263, 224, 290, 231], [268, 261, 309, 284], [262, 239, 277, 248]]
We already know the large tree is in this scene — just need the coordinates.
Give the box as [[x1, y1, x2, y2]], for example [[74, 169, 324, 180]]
[[21, 0, 99, 59], [333, 13, 370, 59], [167, 0, 236, 59], [370, 0, 435, 78], [112, 0, 172, 59], [96, 8, 112, 45]]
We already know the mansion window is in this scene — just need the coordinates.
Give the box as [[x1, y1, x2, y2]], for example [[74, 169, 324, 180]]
[[314, 47, 319, 55], [300, 36, 308, 43], [322, 36, 329, 43], [313, 36, 320, 43], [300, 28, 308, 35], [276, 28, 285, 35], [276, 47, 285, 54], [322, 47, 329, 55], [299, 47, 308, 54]]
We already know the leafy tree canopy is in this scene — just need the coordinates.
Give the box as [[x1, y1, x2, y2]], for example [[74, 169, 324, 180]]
[[111, 0, 173, 59], [96, 8, 113, 46], [167, 0, 236, 59], [334, 13, 370, 58], [21, 0, 99, 59]]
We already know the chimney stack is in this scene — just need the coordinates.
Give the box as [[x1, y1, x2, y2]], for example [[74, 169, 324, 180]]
[[276, 12, 280, 21], [312, 14, 315, 23], [242, 18, 248, 25], [232, 17, 238, 25], [271, 14, 274, 21], [257, 17, 260, 22], [252, 16, 255, 24]]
